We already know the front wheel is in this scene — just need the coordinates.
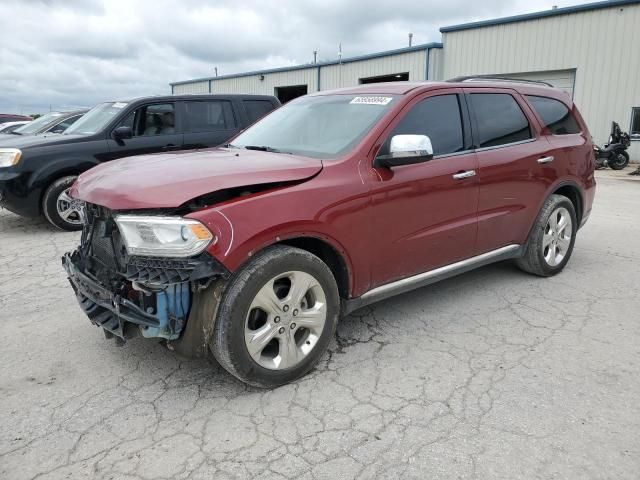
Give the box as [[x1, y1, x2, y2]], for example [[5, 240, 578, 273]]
[[211, 245, 340, 387], [608, 151, 629, 170], [42, 176, 84, 231], [516, 194, 577, 277]]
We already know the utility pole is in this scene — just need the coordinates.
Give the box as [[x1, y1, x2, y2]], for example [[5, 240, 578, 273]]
[[409, 33, 413, 47]]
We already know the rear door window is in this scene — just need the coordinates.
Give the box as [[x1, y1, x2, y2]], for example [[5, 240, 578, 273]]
[[243, 100, 276, 124], [469, 93, 532, 148], [184, 101, 236, 132], [526, 95, 580, 135]]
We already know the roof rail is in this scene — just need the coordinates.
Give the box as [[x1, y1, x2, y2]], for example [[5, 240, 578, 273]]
[[448, 76, 553, 87]]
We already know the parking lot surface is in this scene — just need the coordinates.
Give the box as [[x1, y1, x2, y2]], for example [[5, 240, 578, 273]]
[[1, 170, 639, 480]]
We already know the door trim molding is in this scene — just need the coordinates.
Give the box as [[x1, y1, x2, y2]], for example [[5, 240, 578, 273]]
[[344, 244, 522, 314]]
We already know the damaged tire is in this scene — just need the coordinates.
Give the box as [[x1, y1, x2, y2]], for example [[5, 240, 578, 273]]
[[211, 245, 340, 388]]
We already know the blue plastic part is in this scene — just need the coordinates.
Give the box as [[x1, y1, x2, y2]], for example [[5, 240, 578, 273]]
[[140, 283, 190, 340]]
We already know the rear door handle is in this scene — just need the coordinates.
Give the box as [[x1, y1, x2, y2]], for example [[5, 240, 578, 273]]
[[537, 155, 554, 164], [452, 170, 476, 180]]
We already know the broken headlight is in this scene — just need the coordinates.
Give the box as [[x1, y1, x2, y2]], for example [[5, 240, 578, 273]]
[[114, 215, 215, 258]]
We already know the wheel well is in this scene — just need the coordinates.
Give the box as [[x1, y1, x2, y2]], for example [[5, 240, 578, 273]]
[[277, 237, 350, 299], [552, 184, 583, 225], [38, 169, 84, 211]]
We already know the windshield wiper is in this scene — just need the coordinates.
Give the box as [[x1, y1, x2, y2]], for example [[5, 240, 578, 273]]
[[10, 131, 22, 135], [242, 145, 292, 154]]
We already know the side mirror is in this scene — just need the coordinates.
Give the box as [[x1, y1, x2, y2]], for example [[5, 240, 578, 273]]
[[112, 126, 133, 140], [375, 134, 434, 168]]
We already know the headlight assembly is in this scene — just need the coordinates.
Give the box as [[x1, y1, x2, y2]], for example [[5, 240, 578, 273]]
[[0, 148, 22, 168], [114, 215, 215, 258]]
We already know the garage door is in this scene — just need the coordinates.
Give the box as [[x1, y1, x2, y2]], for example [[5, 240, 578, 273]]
[[497, 69, 576, 98]]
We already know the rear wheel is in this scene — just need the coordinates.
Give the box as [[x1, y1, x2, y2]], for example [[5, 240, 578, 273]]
[[211, 245, 340, 387], [608, 151, 629, 170], [516, 194, 577, 277], [42, 176, 84, 231]]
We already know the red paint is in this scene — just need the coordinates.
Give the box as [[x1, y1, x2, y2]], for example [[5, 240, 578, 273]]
[[75, 81, 595, 299], [72, 148, 322, 210]]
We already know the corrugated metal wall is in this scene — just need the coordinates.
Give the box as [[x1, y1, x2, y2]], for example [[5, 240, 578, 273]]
[[429, 47, 444, 81], [172, 80, 209, 95], [319, 50, 429, 90], [442, 3, 640, 159], [497, 70, 576, 98], [208, 67, 319, 95], [172, 47, 444, 100]]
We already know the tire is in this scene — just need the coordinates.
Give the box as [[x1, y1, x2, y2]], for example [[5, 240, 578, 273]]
[[608, 151, 629, 170], [211, 245, 340, 388], [42, 176, 83, 231], [516, 194, 577, 277]]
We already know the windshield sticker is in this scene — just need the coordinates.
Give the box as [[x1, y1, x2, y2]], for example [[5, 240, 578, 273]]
[[111, 102, 128, 109], [350, 96, 393, 105]]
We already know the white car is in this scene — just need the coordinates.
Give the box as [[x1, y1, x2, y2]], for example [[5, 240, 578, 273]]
[[0, 120, 31, 133]]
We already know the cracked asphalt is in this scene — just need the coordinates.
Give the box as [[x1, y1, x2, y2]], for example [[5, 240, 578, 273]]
[[1, 170, 639, 480]]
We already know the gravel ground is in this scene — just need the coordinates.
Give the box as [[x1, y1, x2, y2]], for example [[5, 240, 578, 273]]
[[1, 170, 639, 480]]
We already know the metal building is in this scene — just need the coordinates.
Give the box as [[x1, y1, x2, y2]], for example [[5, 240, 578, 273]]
[[171, 0, 640, 160], [441, 0, 640, 160], [171, 43, 444, 100]]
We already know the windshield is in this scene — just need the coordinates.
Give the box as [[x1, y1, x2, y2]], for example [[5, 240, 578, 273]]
[[230, 94, 397, 159], [14, 112, 64, 134], [64, 102, 128, 135]]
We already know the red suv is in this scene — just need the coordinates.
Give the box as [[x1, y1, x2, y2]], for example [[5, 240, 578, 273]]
[[63, 79, 596, 387]]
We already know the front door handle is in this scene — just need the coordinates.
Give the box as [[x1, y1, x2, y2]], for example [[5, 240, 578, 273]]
[[537, 155, 554, 164], [452, 170, 476, 180]]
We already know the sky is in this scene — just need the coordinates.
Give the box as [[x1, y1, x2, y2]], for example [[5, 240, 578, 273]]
[[0, 0, 586, 114]]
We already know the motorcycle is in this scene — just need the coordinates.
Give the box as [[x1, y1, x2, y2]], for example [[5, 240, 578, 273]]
[[594, 121, 631, 170]]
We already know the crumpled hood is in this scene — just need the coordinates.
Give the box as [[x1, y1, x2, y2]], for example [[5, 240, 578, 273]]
[[72, 148, 323, 210]]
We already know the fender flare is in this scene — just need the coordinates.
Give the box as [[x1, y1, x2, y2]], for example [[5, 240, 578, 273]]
[[218, 223, 357, 297], [525, 179, 584, 244]]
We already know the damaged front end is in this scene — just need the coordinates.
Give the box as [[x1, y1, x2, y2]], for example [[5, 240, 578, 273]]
[[62, 203, 228, 345]]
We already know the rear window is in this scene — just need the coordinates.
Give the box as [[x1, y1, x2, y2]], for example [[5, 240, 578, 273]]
[[526, 95, 580, 135], [469, 93, 532, 148], [243, 100, 275, 124]]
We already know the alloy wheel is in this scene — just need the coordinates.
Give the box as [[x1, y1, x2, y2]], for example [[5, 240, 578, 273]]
[[244, 271, 327, 370], [56, 188, 84, 226], [542, 206, 572, 267]]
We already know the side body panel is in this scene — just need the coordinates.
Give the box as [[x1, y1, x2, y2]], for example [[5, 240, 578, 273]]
[[468, 87, 560, 252], [188, 161, 373, 297], [363, 88, 480, 287]]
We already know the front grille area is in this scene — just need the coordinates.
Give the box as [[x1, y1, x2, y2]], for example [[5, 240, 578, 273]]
[[78, 203, 228, 286], [125, 255, 225, 284], [91, 227, 119, 270], [65, 203, 229, 341]]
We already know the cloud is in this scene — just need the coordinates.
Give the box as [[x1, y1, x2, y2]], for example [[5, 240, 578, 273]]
[[0, 0, 574, 114]]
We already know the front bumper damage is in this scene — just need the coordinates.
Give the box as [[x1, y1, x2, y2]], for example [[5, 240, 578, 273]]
[[62, 203, 228, 343]]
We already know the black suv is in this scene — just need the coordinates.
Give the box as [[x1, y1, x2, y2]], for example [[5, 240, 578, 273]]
[[0, 94, 279, 230]]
